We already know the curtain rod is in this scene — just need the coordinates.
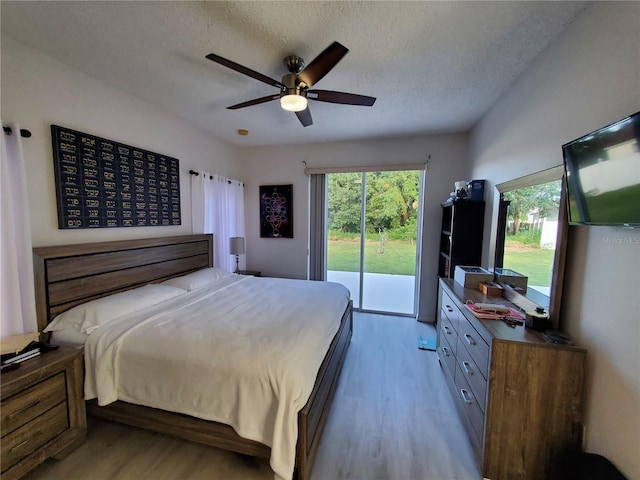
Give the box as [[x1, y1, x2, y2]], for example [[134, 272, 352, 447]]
[[3, 126, 32, 138], [304, 162, 428, 175], [189, 169, 213, 179], [189, 169, 244, 186]]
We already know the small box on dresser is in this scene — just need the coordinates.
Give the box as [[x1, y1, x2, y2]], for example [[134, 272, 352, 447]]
[[1, 347, 86, 480]]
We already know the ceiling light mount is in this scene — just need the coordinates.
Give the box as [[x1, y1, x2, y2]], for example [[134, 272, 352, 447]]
[[283, 55, 304, 74], [279, 73, 308, 112]]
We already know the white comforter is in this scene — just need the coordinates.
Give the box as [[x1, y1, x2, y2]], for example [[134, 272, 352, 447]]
[[84, 275, 350, 480]]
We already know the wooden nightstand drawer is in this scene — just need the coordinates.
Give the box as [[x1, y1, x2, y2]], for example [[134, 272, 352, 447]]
[[1, 373, 67, 435], [0, 347, 86, 480], [1, 402, 69, 472]]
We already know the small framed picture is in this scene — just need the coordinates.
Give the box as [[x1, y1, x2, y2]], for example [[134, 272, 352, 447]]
[[260, 184, 293, 238]]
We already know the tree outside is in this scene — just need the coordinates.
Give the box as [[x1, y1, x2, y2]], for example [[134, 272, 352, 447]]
[[327, 171, 420, 275], [502, 180, 561, 287]]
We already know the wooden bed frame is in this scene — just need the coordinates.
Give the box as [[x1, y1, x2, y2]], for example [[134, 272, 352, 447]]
[[33, 234, 353, 480]]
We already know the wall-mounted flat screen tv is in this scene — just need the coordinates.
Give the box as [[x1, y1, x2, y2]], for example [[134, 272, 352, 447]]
[[562, 112, 640, 227]]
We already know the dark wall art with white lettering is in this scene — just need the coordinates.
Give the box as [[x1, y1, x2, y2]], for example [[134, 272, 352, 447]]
[[51, 125, 181, 229]]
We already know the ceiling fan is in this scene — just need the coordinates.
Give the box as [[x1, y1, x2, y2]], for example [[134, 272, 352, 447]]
[[205, 41, 376, 127]]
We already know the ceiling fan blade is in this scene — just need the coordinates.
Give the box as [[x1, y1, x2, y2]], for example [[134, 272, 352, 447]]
[[227, 94, 280, 110], [308, 89, 376, 106], [206, 53, 284, 89], [295, 107, 313, 127], [297, 42, 349, 88]]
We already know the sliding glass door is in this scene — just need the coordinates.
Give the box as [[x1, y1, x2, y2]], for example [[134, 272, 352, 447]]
[[326, 170, 422, 315]]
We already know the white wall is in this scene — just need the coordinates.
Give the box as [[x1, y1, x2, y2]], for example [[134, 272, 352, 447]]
[[240, 134, 470, 322], [1, 37, 241, 247], [470, 3, 640, 477]]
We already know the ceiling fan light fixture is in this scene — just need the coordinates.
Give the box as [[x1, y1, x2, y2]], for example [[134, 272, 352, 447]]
[[280, 94, 307, 112]]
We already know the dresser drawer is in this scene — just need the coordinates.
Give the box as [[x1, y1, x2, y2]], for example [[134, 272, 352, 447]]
[[457, 316, 490, 377], [454, 364, 484, 452], [1, 402, 69, 472], [437, 327, 456, 380], [1, 373, 67, 436], [439, 312, 458, 348], [456, 337, 487, 413], [440, 289, 459, 332]]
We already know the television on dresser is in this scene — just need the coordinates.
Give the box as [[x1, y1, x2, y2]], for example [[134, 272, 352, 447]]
[[562, 111, 640, 227]]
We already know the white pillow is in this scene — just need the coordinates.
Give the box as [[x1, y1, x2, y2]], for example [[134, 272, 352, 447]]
[[44, 283, 186, 334], [161, 267, 232, 291]]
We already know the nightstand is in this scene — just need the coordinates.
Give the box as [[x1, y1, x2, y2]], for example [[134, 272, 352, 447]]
[[237, 270, 262, 277], [1, 347, 87, 480]]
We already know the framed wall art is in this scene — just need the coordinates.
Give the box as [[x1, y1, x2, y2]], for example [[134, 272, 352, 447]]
[[260, 184, 293, 238], [51, 125, 181, 229]]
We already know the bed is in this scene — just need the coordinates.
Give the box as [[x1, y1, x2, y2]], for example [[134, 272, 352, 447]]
[[33, 234, 353, 480]]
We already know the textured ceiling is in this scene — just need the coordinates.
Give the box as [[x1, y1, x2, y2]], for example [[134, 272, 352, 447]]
[[1, 1, 588, 146]]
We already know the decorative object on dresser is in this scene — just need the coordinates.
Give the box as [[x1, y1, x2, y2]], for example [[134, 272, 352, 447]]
[[1, 347, 86, 480], [51, 125, 181, 229], [229, 236, 245, 273], [436, 278, 585, 480], [438, 200, 485, 278]]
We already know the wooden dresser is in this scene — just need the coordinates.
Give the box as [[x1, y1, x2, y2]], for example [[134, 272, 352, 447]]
[[436, 279, 585, 480], [1, 347, 86, 480]]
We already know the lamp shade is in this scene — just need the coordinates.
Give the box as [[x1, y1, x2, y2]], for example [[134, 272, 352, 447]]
[[229, 237, 245, 255]]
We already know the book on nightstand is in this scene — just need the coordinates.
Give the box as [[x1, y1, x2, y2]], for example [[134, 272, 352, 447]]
[[0, 338, 59, 366]]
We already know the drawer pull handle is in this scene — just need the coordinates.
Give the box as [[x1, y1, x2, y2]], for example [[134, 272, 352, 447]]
[[464, 333, 476, 346], [443, 326, 452, 335], [11, 399, 40, 417], [460, 389, 474, 405], [445, 305, 453, 313], [442, 346, 451, 357], [462, 361, 474, 375], [10, 439, 30, 451]]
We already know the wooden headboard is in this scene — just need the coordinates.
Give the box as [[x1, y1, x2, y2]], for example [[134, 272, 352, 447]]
[[33, 234, 213, 332]]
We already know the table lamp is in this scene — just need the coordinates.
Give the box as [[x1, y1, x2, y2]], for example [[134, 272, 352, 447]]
[[229, 237, 245, 273]]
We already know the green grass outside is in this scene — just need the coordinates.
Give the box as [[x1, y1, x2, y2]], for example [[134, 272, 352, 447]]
[[328, 236, 554, 286], [503, 245, 555, 287], [327, 239, 417, 275]]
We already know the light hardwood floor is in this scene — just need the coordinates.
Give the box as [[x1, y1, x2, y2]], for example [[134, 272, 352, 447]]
[[24, 312, 481, 480]]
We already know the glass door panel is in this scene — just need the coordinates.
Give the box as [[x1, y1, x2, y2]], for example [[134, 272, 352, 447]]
[[327, 170, 421, 315], [327, 173, 362, 309], [361, 171, 418, 314]]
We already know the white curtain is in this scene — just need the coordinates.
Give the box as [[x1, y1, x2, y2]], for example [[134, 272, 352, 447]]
[[1, 123, 38, 338], [191, 172, 245, 271]]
